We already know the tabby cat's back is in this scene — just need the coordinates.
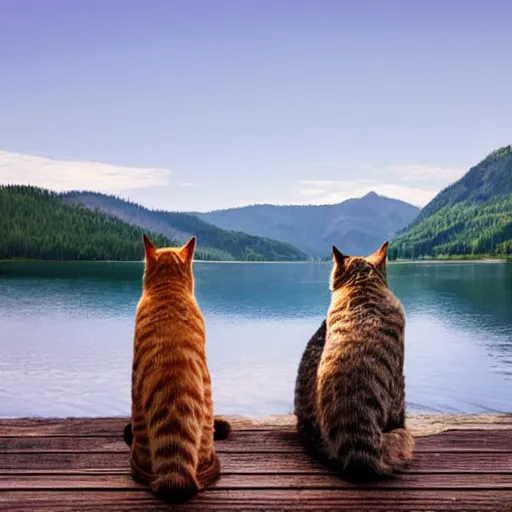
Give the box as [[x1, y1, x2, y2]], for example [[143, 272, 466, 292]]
[[295, 242, 414, 479], [129, 234, 230, 502]]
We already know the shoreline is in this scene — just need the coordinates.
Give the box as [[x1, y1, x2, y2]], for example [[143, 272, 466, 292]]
[[391, 258, 507, 264], [0, 258, 509, 264]]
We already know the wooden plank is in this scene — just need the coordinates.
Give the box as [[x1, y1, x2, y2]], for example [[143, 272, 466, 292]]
[[0, 418, 511, 512], [0, 417, 281, 437], [1, 414, 511, 437], [2, 473, 512, 491], [0, 418, 131, 437], [0, 437, 127, 452], [0, 430, 510, 453], [0, 490, 510, 511], [0, 451, 510, 473]]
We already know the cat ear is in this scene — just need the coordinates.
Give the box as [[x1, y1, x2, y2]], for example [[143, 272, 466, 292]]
[[367, 241, 388, 268], [143, 234, 157, 262], [332, 245, 348, 268], [179, 236, 196, 264]]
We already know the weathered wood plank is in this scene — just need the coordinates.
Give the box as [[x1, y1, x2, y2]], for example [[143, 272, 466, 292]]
[[2, 473, 512, 490], [1, 414, 511, 437], [0, 490, 510, 512], [0, 417, 511, 511], [0, 418, 132, 437], [1, 451, 510, 473], [1, 430, 510, 453]]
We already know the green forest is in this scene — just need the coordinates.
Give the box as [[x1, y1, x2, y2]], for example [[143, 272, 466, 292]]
[[61, 191, 307, 261], [388, 195, 512, 259], [389, 146, 512, 260], [0, 186, 269, 261]]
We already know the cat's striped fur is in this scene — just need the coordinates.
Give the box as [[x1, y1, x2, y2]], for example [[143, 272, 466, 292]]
[[129, 234, 230, 502], [294, 242, 414, 479], [123, 417, 231, 447]]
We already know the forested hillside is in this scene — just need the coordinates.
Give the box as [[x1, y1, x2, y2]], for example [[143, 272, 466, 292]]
[[389, 146, 512, 259], [61, 191, 307, 261], [0, 186, 231, 261]]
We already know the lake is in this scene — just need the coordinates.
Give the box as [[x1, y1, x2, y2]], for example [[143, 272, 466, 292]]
[[0, 260, 511, 418]]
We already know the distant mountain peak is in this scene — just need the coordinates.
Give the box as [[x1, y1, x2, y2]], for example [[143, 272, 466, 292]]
[[362, 191, 380, 199], [196, 193, 419, 257]]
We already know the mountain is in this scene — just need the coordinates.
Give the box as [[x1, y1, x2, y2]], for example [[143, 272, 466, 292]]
[[60, 191, 307, 261], [194, 192, 419, 258], [389, 145, 512, 259]]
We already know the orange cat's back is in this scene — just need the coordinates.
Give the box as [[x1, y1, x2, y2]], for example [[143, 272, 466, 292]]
[[129, 235, 224, 502]]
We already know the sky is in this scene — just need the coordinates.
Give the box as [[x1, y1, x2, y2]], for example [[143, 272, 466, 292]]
[[0, 0, 511, 212]]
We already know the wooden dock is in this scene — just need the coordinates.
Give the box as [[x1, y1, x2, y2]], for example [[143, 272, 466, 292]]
[[0, 414, 511, 511]]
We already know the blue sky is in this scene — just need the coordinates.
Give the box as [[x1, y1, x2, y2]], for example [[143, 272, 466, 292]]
[[0, 0, 511, 211]]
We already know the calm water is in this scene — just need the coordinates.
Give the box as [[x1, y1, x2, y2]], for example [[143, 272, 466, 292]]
[[0, 261, 511, 418]]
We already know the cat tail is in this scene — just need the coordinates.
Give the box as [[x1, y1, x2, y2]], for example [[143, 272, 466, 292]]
[[146, 398, 202, 502], [213, 417, 231, 440], [123, 422, 133, 446], [379, 427, 415, 474], [321, 421, 414, 480], [148, 433, 202, 502]]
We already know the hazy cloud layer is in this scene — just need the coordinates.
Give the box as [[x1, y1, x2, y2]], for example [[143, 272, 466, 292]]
[[299, 179, 438, 207], [297, 161, 467, 207], [0, 150, 466, 210], [0, 151, 171, 193], [390, 164, 465, 181]]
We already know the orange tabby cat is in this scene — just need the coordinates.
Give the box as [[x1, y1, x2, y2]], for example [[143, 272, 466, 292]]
[[129, 234, 230, 501]]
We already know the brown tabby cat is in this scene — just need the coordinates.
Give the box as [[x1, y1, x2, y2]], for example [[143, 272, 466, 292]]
[[294, 242, 414, 479], [129, 234, 230, 501]]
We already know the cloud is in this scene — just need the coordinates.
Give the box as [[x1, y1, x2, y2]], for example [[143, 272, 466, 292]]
[[390, 163, 465, 182], [297, 160, 468, 207], [299, 179, 436, 207], [299, 188, 328, 197], [0, 150, 171, 193]]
